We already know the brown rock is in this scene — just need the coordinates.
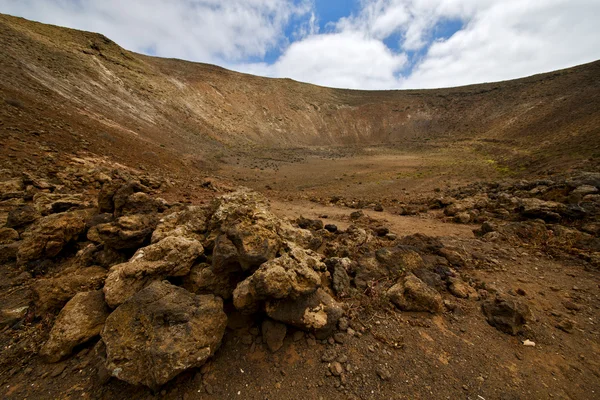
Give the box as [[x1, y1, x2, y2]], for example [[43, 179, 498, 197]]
[[0, 227, 19, 244], [481, 296, 532, 335], [17, 211, 86, 265], [265, 288, 343, 339], [40, 290, 110, 363], [103, 236, 203, 307], [102, 281, 227, 389], [34, 266, 107, 314], [87, 214, 157, 250], [388, 273, 443, 313], [262, 319, 287, 353], [233, 245, 323, 312], [5, 205, 40, 231]]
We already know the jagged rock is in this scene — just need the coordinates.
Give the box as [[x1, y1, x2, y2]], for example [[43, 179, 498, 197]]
[[6, 205, 40, 231], [98, 180, 123, 213], [93, 246, 128, 269], [232, 245, 323, 312], [34, 266, 107, 314], [40, 290, 110, 363], [388, 273, 443, 313], [572, 185, 598, 196], [413, 268, 447, 292], [0, 178, 24, 200], [265, 288, 343, 339], [33, 193, 92, 216], [454, 212, 471, 224], [182, 262, 232, 298], [262, 319, 287, 353], [398, 234, 444, 254], [151, 206, 208, 243], [0, 242, 20, 263], [209, 189, 282, 270], [518, 198, 566, 222], [297, 216, 324, 231], [353, 246, 424, 289], [326, 257, 354, 297], [87, 214, 158, 250], [103, 236, 203, 308], [481, 296, 532, 335], [85, 213, 113, 230], [118, 192, 166, 216], [102, 281, 227, 389], [17, 211, 86, 265], [0, 227, 19, 244], [375, 246, 425, 273], [448, 277, 478, 299], [113, 181, 149, 216]]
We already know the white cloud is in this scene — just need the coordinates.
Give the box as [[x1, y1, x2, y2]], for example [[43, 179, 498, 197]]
[[0, 0, 311, 63], [1, 0, 599, 89], [401, 0, 600, 88], [251, 32, 408, 89]]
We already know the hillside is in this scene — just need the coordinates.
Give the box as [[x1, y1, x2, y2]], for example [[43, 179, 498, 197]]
[[1, 13, 600, 179]]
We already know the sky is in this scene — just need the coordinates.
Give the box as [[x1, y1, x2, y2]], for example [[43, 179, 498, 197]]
[[1, 0, 599, 90]]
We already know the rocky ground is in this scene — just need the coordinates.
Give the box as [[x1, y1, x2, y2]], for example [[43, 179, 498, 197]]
[[1, 158, 599, 400], [0, 13, 599, 400]]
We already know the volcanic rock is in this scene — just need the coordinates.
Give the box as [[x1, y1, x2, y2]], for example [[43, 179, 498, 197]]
[[33, 266, 107, 314], [17, 211, 86, 265], [262, 319, 287, 352], [481, 296, 532, 335], [40, 290, 110, 363], [103, 236, 203, 307], [87, 214, 157, 250], [102, 281, 227, 389], [265, 288, 343, 339], [388, 273, 443, 313]]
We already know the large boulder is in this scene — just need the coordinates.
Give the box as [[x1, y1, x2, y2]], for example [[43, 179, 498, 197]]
[[87, 214, 157, 250], [17, 211, 86, 265], [232, 245, 323, 312], [33, 266, 107, 314], [103, 236, 203, 308], [481, 296, 532, 335], [265, 288, 343, 339], [39, 290, 110, 363], [388, 273, 443, 313], [102, 281, 227, 390]]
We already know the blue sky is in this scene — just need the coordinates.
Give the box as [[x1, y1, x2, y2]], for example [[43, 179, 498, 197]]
[[1, 0, 599, 89]]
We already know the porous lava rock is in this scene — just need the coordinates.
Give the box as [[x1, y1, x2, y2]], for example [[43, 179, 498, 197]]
[[102, 281, 227, 389]]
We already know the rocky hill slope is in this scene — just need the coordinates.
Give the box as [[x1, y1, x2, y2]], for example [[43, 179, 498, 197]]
[[1, 13, 600, 177]]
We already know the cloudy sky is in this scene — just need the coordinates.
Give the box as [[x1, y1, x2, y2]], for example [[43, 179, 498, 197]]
[[1, 0, 599, 90]]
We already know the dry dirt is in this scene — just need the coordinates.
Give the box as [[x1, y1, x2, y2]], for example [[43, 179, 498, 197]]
[[1, 13, 600, 400]]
